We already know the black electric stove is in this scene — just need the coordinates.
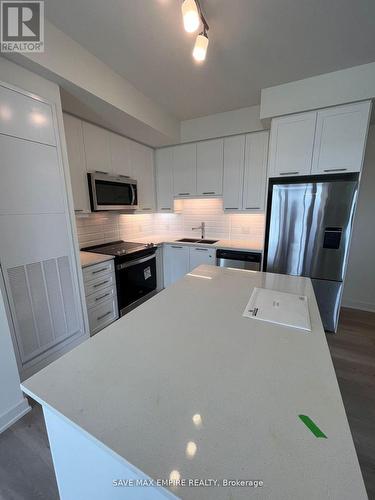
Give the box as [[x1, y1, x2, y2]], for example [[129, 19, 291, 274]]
[[82, 241, 157, 315]]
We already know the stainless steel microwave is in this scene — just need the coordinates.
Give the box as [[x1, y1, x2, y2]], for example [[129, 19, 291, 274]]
[[87, 172, 138, 211]]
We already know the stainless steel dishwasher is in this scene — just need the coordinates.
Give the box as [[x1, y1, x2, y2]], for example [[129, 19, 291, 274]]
[[216, 249, 262, 271]]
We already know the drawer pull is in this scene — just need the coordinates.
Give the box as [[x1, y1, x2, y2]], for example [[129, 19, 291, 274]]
[[95, 292, 110, 302], [92, 267, 109, 274], [324, 168, 347, 172], [161, 207, 171, 210], [178, 192, 190, 196], [203, 191, 215, 195], [246, 207, 260, 210], [97, 311, 112, 321], [195, 248, 208, 251], [93, 280, 109, 288], [280, 171, 299, 176], [225, 207, 238, 210], [171, 245, 183, 249], [142, 208, 152, 211]]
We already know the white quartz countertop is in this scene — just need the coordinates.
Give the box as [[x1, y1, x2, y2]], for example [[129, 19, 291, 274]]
[[80, 251, 114, 268], [125, 234, 263, 253], [21, 267, 366, 500]]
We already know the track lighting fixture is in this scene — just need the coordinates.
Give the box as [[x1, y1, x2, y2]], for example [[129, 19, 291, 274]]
[[181, 0, 209, 63]]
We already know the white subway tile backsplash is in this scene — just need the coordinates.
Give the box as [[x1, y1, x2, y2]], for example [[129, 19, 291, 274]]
[[75, 199, 265, 249]]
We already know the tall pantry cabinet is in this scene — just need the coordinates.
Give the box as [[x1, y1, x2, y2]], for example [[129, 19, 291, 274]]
[[0, 82, 87, 380]]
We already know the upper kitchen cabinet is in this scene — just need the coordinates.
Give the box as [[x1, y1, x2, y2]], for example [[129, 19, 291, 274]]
[[243, 131, 269, 211], [173, 143, 197, 197], [311, 101, 371, 175], [131, 142, 155, 212], [155, 147, 174, 212], [0, 83, 55, 146], [63, 113, 90, 213], [268, 111, 317, 177], [109, 132, 133, 178], [82, 121, 111, 174], [196, 139, 224, 196], [223, 135, 245, 211]]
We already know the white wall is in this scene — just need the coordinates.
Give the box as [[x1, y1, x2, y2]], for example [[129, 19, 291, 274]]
[[261, 62, 375, 119], [0, 287, 30, 433], [8, 20, 180, 146], [180, 105, 266, 143], [343, 125, 375, 311]]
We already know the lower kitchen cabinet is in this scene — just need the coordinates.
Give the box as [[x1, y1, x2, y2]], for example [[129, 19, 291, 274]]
[[82, 259, 119, 336], [189, 246, 216, 271], [163, 244, 190, 288], [163, 244, 216, 287]]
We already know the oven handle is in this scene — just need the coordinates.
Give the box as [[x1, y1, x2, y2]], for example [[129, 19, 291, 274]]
[[116, 253, 155, 271]]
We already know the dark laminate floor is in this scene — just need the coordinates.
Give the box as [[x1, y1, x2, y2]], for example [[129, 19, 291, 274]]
[[0, 307, 374, 500]]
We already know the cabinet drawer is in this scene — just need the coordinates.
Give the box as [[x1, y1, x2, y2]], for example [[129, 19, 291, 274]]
[[83, 260, 114, 283], [86, 285, 116, 309], [88, 297, 118, 335], [84, 272, 116, 296]]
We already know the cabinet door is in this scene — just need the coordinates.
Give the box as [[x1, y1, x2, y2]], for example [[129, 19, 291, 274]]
[[155, 147, 174, 212], [82, 122, 111, 174], [109, 132, 132, 177], [131, 142, 155, 212], [312, 101, 371, 175], [163, 245, 189, 287], [268, 112, 316, 177], [243, 131, 269, 212], [189, 247, 216, 272], [63, 114, 90, 212], [196, 139, 223, 196], [173, 143, 197, 197], [223, 135, 245, 211]]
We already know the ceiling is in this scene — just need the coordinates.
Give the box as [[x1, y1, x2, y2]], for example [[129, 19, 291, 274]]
[[46, 0, 375, 121]]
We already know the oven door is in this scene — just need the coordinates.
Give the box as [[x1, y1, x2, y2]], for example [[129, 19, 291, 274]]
[[116, 252, 157, 313]]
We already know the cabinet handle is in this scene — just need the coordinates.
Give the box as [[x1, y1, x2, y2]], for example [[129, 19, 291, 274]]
[[161, 208, 170, 210], [324, 168, 347, 172], [97, 311, 112, 321], [202, 191, 215, 195], [178, 192, 190, 196], [118, 175, 130, 178], [142, 208, 152, 211], [95, 292, 110, 302], [92, 267, 109, 274], [195, 248, 208, 251], [94, 170, 109, 175], [246, 207, 260, 210], [93, 280, 109, 288], [171, 245, 183, 249], [280, 171, 299, 176], [225, 207, 239, 210]]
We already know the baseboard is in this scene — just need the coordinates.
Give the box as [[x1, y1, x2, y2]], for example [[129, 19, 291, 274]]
[[0, 397, 30, 434], [341, 299, 375, 313]]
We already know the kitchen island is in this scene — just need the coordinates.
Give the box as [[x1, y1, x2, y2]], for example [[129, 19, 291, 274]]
[[21, 266, 367, 500]]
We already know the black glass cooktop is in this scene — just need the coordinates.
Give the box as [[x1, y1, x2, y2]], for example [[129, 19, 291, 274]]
[[82, 240, 154, 257]]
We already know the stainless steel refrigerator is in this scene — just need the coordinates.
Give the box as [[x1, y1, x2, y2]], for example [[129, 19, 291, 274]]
[[263, 174, 359, 332]]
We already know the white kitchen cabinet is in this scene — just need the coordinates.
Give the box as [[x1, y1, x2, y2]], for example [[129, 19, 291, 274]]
[[109, 132, 133, 178], [82, 121, 111, 174], [243, 131, 269, 211], [163, 244, 190, 287], [311, 101, 371, 175], [155, 147, 174, 212], [196, 139, 224, 196], [173, 143, 197, 197], [189, 247, 216, 272], [63, 114, 90, 213], [268, 111, 317, 177], [223, 135, 245, 211], [131, 142, 155, 212]]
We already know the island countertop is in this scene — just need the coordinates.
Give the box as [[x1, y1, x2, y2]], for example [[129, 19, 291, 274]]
[[21, 266, 366, 499]]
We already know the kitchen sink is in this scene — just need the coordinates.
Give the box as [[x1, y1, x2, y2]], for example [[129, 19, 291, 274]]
[[176, 238, 200, 243], [176, 238, 219, 244]]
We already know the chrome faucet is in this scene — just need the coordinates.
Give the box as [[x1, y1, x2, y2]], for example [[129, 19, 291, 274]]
[[192, 222, 205, 239]]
